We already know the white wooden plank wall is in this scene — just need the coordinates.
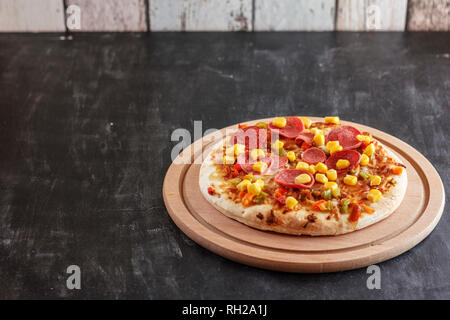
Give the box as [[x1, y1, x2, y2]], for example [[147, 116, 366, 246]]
[[65, 0, 147, 31], [0, 0, 449, 32], [254, 0, 336, 31], [149, 0, 253, 31], [0, 0, 65, 32], [337, 0, 408, 31]]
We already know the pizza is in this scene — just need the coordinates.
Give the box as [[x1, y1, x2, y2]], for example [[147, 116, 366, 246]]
[[199, 116, 407, 236]]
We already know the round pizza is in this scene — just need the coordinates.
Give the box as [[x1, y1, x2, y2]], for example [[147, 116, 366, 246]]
[[199, 116, 407, 236]]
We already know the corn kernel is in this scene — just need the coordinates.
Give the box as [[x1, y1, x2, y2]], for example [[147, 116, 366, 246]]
[[363, 143, 375, 157], [225, 147, 234, 156], [336, 159, 350, 169], [315, 173, 328, 184], [234, 144, 246, 156], [326, 169, 337, 181], [370, 175, 381, 186], [315, 162, 328, 173], [300, 117, 312, 129], [296, 161, 309, 170], [331, 186, 341, 198], [247, 182, 261, 195], [287, 151, 296, 162], [253, 161, 268, 173], [325, 116, 340, 124], [255, 179, 265, 188], [272, 140, 284, 150], [367, 189, 382, 202], [223, 155, 235, 165], [250, 149, 265, 160], [244, 174, 255, 181], [308, 165, 316, 174], [357, 134, 371, 144], [237, 179, 251, 191], [286, 196, 298, 210], [360, 154, 370, 166], [310, 128, 323, 135], [324, 181, 338, 190], [272, 117, 287, 128], [327, 141, 343, 155], [314, 133, 325, 146], [343, 175, 358, 186], [295, 173, 311, 185]]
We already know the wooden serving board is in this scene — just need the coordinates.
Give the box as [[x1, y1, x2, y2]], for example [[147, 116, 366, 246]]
[[163, 117, 445, 273]]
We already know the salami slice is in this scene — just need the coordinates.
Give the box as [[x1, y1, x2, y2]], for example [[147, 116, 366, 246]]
[[238, 152, 272, 174], [326, 126, 362, 150], [301, 147, 326, 164], [266, 155, 289, 173], [229, 126, 267, 150], [274, 169, 315, 189], [325, 150, 361, 174], [268, 117, 305, 139], [295, 132, 314, 145]]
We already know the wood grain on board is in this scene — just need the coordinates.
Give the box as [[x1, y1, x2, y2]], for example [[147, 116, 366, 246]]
[[407, 0, 450, 31], [150, 0, 252, 31], [0, 0, 65, 32], [66, 0, 147, 32], [254, 0, 335, 31], [337, 0, 408, 31]]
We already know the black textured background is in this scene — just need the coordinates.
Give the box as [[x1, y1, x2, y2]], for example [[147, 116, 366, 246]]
[[0, 32, 449, 299]]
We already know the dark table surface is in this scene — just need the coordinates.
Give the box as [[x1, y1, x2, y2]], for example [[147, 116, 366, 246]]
[[0, 32, 449, 299]]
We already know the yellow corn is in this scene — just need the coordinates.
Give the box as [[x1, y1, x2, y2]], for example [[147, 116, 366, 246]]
[[360, 154, 369, 166], [296, 161, 309, 170], [244, 174, 255, 181], [326, 169, 337, 181], [370, 175, 381, 186], [315, 162, 328, 173], [272, 140, 284, 150], [324, 181, 338, 190], [286, 196, 298, 210], [326, 141, 343, 155], [300, 117, 312, 129], [247, 182, 261, 195], [272, 117, 287, 128], [310, 128, 323, 135], [250, 149, 265, 160], [223, 155, 235, 165], [343, 175, 358, 186], [234, 144, 246, 156], [367, 189, 382, 202], [325, 116, 340, 124], [295, 173, 311, 185], [357, 135, 371, 144], [336, 159, 350, 169], [363, 144, 375, 157], [315, 173, 328, 184], [287, 151, 296, 162], [237, 179, 251, 191], [255, 179, 265, 188], [252, 161, 268, 173], [314, 133, 325, 146], [308, 165, 316, 174]]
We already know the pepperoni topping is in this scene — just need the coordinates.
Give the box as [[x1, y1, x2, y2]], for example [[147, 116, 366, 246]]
[[237, 152, 272, 174], [268, 117, 305, 139], [229, 126, 267, 150], [325, 150, 361, 174], [295, 132, 314, 145], [266, 155, 289, 174], [274, 169, 315, 189], [301, 147, 327, 164], [326, 126, 362, 150]]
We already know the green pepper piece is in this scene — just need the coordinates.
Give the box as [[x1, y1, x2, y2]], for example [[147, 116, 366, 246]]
[[229, 177, 242, 185], [340, 198, 351, 213], [278, 148, 287, 156], [253, 191, 268, 203], [359, 171, 370, 180], [322, 189, 332, 200], [255, 122, 268, 129]]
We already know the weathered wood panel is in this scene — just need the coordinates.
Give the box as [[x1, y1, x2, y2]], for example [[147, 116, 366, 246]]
[[337, 0, 408, 31], [150, 0, 252, 31], [254, 0, 335, 31], [66, 0, 147, 32], [0, 0, 65, 32], [407, 0, 450, 31]]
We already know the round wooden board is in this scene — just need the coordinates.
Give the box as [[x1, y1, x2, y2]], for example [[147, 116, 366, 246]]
[[163, 117, 445, 273]]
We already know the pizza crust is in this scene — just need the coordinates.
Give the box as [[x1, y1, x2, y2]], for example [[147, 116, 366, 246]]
[[199, 138, 407, 236]]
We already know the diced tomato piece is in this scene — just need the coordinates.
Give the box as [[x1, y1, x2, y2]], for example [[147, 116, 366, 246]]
[[234, 163, 242, 171], [238, 123, 248, 129], [274, 193, 286, 205], [275, 187, 288, 195], [312, 200, 326, 211], [391, 166, 403, 175], [208, 186, 216, 195], [349, 203, 362, 222], [242, 193, 255, 207]]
